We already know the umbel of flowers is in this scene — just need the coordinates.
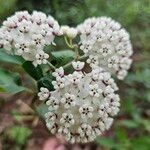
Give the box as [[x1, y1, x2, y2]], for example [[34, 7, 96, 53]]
[[77, 17, 133, 80], [38, 61, 120, 143], [0, 11, 62, 66], [0, 11, 133, 144]]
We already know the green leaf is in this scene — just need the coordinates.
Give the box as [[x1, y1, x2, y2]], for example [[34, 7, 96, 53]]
[[50, 50, 75, 67], [22, 61, 43, 80], [7, 126, 31, 145], [0, 68, 27, 94], [0, 50, 24, 65], [37, 73, 54, 91]]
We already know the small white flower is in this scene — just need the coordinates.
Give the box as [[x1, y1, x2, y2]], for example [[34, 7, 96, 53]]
[[18, 20, 31, 33], [61, 25, 70, 35], [46, 97, 59, 110], [90, 67, 104, 81], [68, 71, 83, 84], [52, 77, 65, 89], [86, 55, 99, 68], [52, 67, 64, 78], [92, 30, 106, 42], [99, 43, 112, 57], [38, 87, 50, 100], [46, 122, 57, 134], [107, 56, 119, 69], [32, 34, 45, 47], [98, 104, 109, 118], [15, 41, 30, 55], [31, 11, 47, 24], [60, 113, 75, 127], [72, 61, 85, 71], [80, 41, 93, 53], [79, 105, 94, 118], [103, 86, 114, 97], [89, 84, 102, 97], [61, 93, 76, 108], [45, 112, 57, 122], [117, 70, 128, 80], [66, 27, 78, 39], [78, 124, 92, 137], [33, 51, 49, 66], [119, 57, 132, 70], [58, 126, 70, 135], [15, 11, 31, 21]]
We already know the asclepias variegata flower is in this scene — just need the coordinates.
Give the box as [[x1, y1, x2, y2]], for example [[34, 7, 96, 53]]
[[0, 11, 133, 144]]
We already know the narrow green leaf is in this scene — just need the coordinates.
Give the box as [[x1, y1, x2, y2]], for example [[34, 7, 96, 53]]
[[22, 61, 43, 80]]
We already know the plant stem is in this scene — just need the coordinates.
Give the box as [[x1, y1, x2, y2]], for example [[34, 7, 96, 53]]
[[47, 61, 56, 70], [64, 36, 73, 48]]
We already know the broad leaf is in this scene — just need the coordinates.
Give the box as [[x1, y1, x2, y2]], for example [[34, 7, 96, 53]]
[[0, 68, 27, 94], [0, 49, 24, 65], [22, 61, 43, 81], [50, 50, 75, 67], [37, 73, 54, 91]]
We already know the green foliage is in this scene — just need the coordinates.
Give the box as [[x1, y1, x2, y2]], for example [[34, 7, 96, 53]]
[[7, 126, 31, 146], [0, 68, 27, 94], [0, 50, 24, 65], [37, 73, 54, 91], [22, 61, 43, 81], [50, 50, 75, 67]]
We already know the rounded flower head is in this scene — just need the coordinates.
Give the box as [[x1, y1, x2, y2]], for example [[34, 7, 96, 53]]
[[0, 11, 62, 66], [77, 17, 133, 80], [38, 61, 120, 143]]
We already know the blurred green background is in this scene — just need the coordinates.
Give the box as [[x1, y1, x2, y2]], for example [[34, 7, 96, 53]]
[[0, 0, 150, 150]]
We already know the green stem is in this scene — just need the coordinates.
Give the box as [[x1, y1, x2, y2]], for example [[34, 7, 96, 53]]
[[47, 61, 56, 70], [64, 36, 73, 48]]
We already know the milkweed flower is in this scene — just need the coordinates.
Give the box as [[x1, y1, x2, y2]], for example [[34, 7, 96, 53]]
[[0, 11, 62, 66], [61, 25, 78, 39], [38, 61, 120, 143], [77, 17, 133, 80]]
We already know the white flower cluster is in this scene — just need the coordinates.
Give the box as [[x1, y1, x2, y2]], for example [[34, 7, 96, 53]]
[[0, 11, 62, 66], [77, 17, 133, 80], [38, 61, 120, 143]]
